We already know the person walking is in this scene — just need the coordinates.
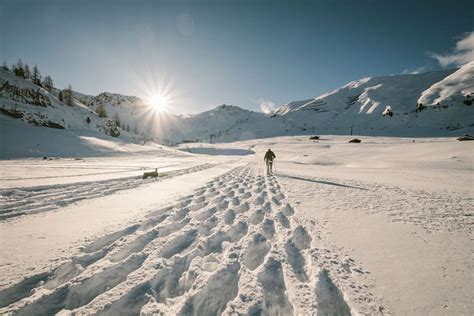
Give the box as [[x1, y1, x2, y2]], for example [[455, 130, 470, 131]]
[[264, 148, 276, 175]]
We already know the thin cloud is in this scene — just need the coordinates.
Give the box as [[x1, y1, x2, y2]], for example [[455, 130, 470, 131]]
[[258, 98, 276, 114], [429, 31, 474, 67], [402, 65, 428, 74]]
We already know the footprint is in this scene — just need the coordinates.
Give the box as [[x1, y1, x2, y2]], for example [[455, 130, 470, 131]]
[[172, 207, 190, 221], [293, 226, 312, 250], [276, 212, 290, 229], [249, 209, 265, 225], [161, 229, 198, 259], [315, 270, 351, 316], [198, 215, 219, 236], [110, 230, 158, 262], [188, 202, 208, 212], [257, 258, 294, 315], [224, 209, 236, 225], [263, 202, 272, 213], [179, 262, 240, 316], [83, 224, 140, 253], [232, 197, 240, 206], [261, 219, 276, 239], [227, 221, 249, 242], [0, 272, 52, 308], [282, 204, 295, 217], [243, 234, 270, 270], [16, 254, 148, 316], [140, 214, 169, 231], [196, 207, 218, 221], [236, 202, 250, 214], [285, 240, 308, 282], [99, 282, 151, 316]]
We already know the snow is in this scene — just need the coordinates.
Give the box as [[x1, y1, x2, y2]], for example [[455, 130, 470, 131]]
[[2, 65, 473, 150], [1, 61, 473, 315], [0, 115, 179, 159], [418, 61, 474, 105], [154, 68, 473, 143], [1, 135, 472, 315]]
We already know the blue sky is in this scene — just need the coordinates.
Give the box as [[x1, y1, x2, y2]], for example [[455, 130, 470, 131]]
[[1, 0, 473, 113]]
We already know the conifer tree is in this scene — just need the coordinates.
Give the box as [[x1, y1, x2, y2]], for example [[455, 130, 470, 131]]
[[113, 112, 121, 127], [65, 84, 73, 106], [32, 65, 42, 86], [24, 64, 31, 79], [13, 59, 25, 78], [96, 104, 107, 117], [42, 75, 54, 92]]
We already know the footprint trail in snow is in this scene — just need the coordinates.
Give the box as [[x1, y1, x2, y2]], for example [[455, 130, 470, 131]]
[[0, 164, 382, 315]]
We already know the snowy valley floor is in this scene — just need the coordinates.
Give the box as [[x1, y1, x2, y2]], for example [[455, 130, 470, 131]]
[[0, 136, 473, 315]]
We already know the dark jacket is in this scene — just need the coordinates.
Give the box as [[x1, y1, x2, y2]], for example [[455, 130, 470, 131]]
[[264, 150, 276, 162]]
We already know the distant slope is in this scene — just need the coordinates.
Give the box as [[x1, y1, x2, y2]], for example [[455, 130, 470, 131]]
[[0, 68, 165, 158], [274, 66, 473, 137], [0, 68, 131, 138], [1, 64, 473, 157], [168, 67, 473, 142], [0, 115, 166, 159], [418, 61, 474, 106]]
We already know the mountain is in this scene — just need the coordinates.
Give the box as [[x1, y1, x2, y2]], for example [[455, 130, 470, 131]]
[[418, 61, 474, 106], [273, 65, 473, 137], [165, 104, 289, 144], [1, 63, 473, 158], [0, 68, 158, 158], [168, 65, 473, 142]]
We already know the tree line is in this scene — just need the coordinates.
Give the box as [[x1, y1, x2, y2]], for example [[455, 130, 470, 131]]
[[2, 58, 74, 106]]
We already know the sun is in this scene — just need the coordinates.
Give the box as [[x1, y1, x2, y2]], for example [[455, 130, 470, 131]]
[[149, 93, 169, 112]]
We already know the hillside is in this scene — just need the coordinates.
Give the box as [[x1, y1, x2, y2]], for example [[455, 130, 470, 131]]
[[1, 64, 473, 157], [418, 61, 474, 106], [0, 68, 162, 158], [276, 65, 473, 137], [162, 65, 473, 142]]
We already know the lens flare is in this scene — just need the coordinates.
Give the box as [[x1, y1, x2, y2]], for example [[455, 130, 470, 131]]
[[149, 93, 169, 112]]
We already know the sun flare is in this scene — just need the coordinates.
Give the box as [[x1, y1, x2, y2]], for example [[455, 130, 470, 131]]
[[149, 93, 169, 112]]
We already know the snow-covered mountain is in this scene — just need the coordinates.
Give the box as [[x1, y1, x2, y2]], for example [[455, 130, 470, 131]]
[[274, 64, 473, 137], [165, 64, 473, 142], [0, 68, 131, 138], [418, 61, 474, 106], [0, 68, 160, 158], [1, 63, 473, 156]]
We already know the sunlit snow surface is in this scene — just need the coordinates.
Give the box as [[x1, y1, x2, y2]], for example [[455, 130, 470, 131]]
[[0, 135, 472, 315]]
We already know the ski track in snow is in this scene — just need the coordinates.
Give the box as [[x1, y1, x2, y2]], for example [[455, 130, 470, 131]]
[[0, 163, 216, 221], [0, 164, 383, 315]]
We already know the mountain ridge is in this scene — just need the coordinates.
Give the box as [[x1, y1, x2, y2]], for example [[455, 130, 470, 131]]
[[1, 64, 472, 154]]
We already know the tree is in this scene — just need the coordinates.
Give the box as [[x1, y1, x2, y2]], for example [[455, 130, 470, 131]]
[[58, 91, 64, 102], [96, 104, 107, 117], [24, 64, 31, 79], [105, 119, 120, 137], [42, 75, 54, 92], [463, 95, 472, 106], [32, 65, 42, 86], [13, 59, 25, 78], [62, 84, 73, 106], [113, 112, 121, 128], [416, 103, 424, 112]]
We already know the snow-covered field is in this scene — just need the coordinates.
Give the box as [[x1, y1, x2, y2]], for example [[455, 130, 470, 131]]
[[0, 135, 472, 315]]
